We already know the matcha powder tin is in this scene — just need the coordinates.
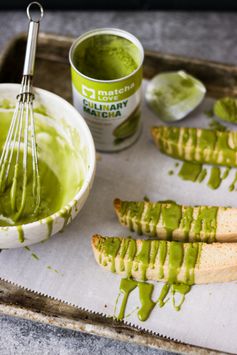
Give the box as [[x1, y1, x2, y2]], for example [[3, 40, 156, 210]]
[[69, 28, 144, 151]]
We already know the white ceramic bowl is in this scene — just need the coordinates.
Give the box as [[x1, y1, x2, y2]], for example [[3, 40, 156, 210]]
[[0, 84, 96, 249]]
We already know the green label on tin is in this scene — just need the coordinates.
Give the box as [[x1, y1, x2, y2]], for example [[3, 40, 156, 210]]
[[71, 67, 142, 103]]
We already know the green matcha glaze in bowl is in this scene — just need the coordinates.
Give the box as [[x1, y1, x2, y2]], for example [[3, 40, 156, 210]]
[[0, 84, 96, 248]]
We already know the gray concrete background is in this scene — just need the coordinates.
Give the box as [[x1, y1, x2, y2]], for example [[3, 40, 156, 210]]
[[0, 9, 236, 355]]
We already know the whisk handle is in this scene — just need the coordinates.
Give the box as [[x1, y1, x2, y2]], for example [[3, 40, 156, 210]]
[[23, 2, 44, 76]]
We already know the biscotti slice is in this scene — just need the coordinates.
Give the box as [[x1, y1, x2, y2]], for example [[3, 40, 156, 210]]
[[114, 199, 237, 243], [92, 235, 237, 284], [151, 126, 237, 167]]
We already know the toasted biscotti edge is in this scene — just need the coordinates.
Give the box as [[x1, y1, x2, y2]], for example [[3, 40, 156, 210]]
[[114, 198, 121, 217]]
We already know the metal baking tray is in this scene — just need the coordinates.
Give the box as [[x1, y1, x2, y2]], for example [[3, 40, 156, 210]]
[[0, 32, 236, 355]]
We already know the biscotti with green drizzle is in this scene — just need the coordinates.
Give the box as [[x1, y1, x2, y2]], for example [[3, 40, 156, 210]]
[[92, 235, 237, 284], [114, 198, 237, 243], [152, 126, 237, 167]]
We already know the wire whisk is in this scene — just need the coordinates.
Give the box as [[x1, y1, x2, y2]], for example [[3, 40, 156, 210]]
[[0, 2, 44, 221]]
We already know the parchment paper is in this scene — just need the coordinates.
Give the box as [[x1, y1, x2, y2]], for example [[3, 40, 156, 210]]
[[0, 81, 237, 353]]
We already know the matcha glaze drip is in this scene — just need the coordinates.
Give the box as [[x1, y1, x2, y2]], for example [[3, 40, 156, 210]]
[[116, 278, 192, 321], [177, 161, 232, 191]]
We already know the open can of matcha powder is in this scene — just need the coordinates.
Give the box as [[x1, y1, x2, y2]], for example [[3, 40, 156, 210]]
[[69, 28, 144, 152]]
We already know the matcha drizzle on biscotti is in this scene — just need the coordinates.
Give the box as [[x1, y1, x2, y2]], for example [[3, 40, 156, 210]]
[[115, 199, 218, 242], [94, 236, 202, 284], [134, 240, 151, 280], [152, 126, 237, 167]]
